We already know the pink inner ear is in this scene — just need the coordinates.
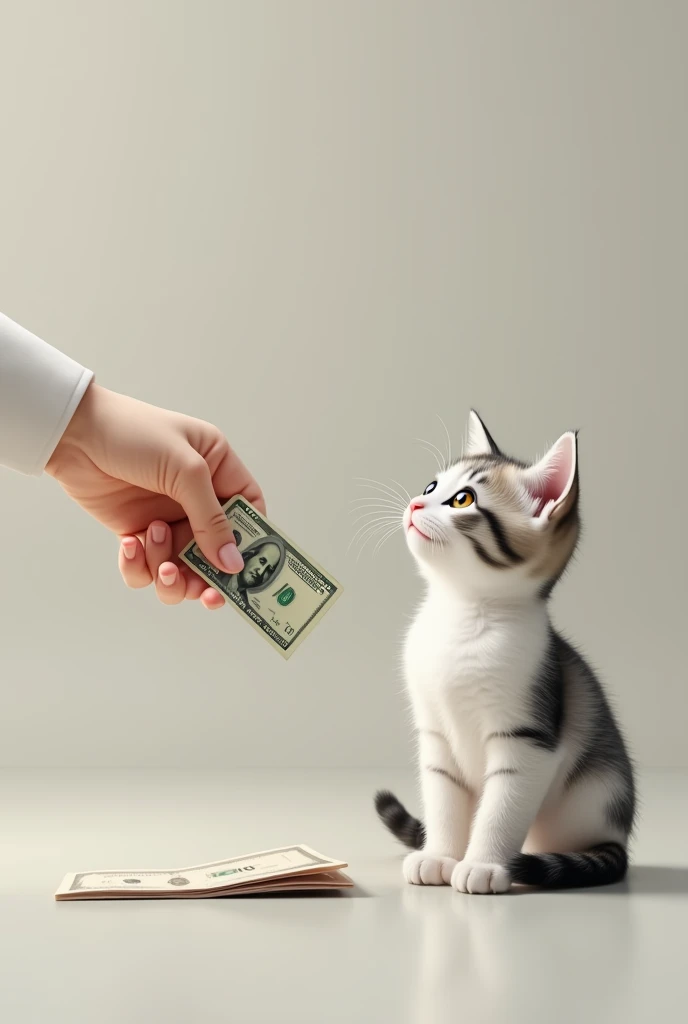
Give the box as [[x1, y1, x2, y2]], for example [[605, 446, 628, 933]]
[[527, 436, 576, 516]]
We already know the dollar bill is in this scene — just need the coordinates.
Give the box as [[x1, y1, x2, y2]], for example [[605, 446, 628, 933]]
[[178, 496, 342, 659], [55, 845, 352, 900]]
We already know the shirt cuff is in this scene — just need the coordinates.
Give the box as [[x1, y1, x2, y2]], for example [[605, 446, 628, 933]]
[[0, 312, 94, 476]]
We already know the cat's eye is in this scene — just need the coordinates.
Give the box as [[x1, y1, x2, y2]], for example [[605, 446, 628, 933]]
[[423, 482, 437, 495], [450, 490, 475, 509]]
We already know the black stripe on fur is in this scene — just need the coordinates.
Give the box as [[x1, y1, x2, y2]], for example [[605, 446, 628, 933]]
[[485, 767, 518, 779], [479, 507, 525, 563], [509, 842, 627, 889], [605, 789, 636, 834], [374, 790, 424, 849], [425, 764, 470, 791], [560, 639, 636, 837], [529, 631, 565, 744], [488, 727, 557, 751], [489, 633, 565, 751], [469, 539, 509, 569]]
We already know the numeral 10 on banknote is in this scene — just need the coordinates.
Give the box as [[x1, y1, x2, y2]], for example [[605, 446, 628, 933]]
[[179, 497, 343, 659]]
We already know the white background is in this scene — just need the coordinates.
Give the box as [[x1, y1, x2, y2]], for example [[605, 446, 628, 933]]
[[0, 1, 684, 767]]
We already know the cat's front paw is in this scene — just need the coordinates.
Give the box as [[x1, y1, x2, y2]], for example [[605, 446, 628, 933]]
[[403, 851, 457, 886], [451, 860, 511, 894]]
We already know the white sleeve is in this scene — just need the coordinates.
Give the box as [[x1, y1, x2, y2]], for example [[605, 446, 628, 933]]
[[0, 312, 94, 476]]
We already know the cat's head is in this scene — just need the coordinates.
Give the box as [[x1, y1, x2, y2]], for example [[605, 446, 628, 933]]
[[405, 411, 579, 599]]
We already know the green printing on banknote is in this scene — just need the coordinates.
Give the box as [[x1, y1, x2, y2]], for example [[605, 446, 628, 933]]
[[179, 496, 342, 658]]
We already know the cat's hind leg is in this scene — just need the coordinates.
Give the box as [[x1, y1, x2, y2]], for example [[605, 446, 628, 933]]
[[516, 774, 630, 888]]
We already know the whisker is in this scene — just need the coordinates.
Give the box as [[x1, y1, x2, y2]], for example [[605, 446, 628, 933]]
[[348, 515, 402, 552], [389, 477, 412, 503], [347, 528, 385, 558], [416, 436, 446, 464], [350, 506, 403, 519], [413, 439, 443, 472], [362, 522, 402, 561], [413, 441, 443, 471], [351, 511, 403, 529], [437, 415, 453, 467], [351, 506, 403, 521], [425, 521, 445, 556], [355, 478, 410, 505], [349, 512, 405, 528], [371, 522, 403, 557], [349, 497, 406, 512], [355, 523, 394, 561]]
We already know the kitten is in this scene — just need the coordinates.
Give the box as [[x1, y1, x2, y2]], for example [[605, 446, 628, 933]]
[[375, 411, 635, 893]]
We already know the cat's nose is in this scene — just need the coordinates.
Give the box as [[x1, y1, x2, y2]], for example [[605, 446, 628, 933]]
[[410, 501, 424, 514]]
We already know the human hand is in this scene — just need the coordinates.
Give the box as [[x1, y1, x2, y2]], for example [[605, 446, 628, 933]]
[[46, 384, 265, 609]]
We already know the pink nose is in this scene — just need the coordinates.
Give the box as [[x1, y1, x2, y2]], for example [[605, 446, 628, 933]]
[[410, 501, 424, 514]]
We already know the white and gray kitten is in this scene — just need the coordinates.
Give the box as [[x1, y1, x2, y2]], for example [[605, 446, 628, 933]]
[[376, 411, 635, 893]]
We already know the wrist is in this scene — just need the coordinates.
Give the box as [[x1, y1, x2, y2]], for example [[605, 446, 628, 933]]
[[46, 381, 105, 477]]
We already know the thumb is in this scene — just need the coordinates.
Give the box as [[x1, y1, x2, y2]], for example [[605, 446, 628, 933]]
[[174, 455, 244, 573]]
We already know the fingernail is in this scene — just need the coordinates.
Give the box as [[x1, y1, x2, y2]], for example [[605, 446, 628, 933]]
[[151, 524, 166, 544], [159, 565, 177, 587], [121, 538, 137, 560], [219, 542, 244, 573]]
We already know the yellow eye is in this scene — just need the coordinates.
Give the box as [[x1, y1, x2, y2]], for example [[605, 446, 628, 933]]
[[451, 490, 475, 509]]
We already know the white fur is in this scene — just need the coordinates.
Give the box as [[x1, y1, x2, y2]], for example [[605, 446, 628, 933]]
[[401, 447, 623, 894]]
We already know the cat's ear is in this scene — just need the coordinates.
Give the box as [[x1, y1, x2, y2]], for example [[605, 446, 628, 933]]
[[522, 432, 578, 523], [465, 410, 501, 457]]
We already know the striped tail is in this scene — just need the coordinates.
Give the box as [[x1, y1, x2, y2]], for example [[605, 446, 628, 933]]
[[375, 790, 425, 850], [509, 842, 628, 889]]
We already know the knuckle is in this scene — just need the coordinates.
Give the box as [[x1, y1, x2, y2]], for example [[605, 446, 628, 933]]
[[208, 509, 231, 532], [192, 509, 230, 539], [167, 452, 207, 497], [180, 452, 208, 480]]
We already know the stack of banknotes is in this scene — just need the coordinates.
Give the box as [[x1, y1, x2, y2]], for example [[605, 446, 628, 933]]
[[56, 845, 352, 900]]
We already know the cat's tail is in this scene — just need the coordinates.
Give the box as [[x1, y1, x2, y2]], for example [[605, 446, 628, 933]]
[[509, 842, 628, 889], [374, 790, 627, 888], [374, 790, 425, 850]]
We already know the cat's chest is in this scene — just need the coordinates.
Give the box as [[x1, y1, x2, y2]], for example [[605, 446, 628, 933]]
[[404, 599, 545, 700], [406, 616, 504, 696]]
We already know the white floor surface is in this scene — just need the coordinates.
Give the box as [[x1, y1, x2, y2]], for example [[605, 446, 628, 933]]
[[0, 768, 686, 1023]]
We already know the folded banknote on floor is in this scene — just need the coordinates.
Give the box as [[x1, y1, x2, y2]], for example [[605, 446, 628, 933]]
[[179, 496, 343, 659], [55, 845, 353, 900]]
